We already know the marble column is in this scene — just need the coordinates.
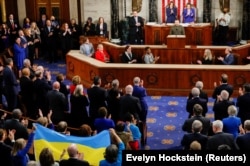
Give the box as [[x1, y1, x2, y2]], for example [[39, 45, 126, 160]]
[[203, 0, 211, 23], [242, 0, 250, 40], [111, 0, 119, 38], [149, 0, 157, 22]]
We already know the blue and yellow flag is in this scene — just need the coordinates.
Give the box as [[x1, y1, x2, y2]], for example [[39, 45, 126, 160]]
[[34, 124, 110, 166]]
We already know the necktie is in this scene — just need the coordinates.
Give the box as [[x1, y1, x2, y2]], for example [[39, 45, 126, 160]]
[[129, 53, 132, 60]]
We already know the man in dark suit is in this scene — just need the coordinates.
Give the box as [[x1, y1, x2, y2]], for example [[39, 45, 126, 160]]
[[186, 87, 208, 118], [217, 47, 235, 65], [188, 81, 208, 102], [182, 104, 211, 135], [60, 143, 90, 166], [181, 120, 208, 150], [4, 109, 29, 140], [0, 129, 14, 166], [46, 81, 68, 124], [212, 73, 233, 103], [87, 76, 108, 128], [236, 120, 250, 150], [120, 84, 142, 121], [169, 19, 185, 35], [129, 11, 144, 44], [206, 120, 238, 150], [213, 90, 235, 120], [2, 58, 19, 112], [236, 83, 250, 124], [6, 14, 20, 44], [44, 19, 57, 63]]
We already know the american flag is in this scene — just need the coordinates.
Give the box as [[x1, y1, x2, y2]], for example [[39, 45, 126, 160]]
[[162, 0, 197, 22]]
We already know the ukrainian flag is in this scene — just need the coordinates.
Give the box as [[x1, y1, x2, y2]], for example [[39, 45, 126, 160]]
[[34, 124, 110, 166]]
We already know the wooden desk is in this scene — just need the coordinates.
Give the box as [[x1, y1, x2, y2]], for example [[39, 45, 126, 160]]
[[66, 51, 250, 96], [144, 23, 212, 45], [167, 35, 186, 48], [79, 35, 109, 49]]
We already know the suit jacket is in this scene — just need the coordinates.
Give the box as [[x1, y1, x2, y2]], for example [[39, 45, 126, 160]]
[[128, 16, 144, 35], [188, 89, 208, 102], [121, 52, 137, 63], [182, 115, 211, 135], [87, 86, 108, 119], [222, 53, 235, 65], [213, 100, 235, 120], [83, 23, 96, 36], [186, 97, 208, 117], [212, 83, 233, 102], [95, 22, 108, 37], [169, 25, 185, 35], [0, 142, 12, 166], [60, 158, 90, 166], [236, 133, 250, 150], [182, 8, 196, 23], [119, 94, 142, 120], [133, 85, 148, 121], [236, 93, 250, 123], [4, 118, 29, 140], [166, 7, 177, 23], [181, 132, 208, 150], [206, 132, 238, 150]]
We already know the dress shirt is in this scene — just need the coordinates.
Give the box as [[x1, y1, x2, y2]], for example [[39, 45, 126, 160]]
[[217, 13, 230, 26]]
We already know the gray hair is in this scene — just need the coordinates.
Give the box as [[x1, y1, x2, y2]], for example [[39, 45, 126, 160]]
[[212, 120, 223, 129], [195, 81, 203, 90], [244, 120, 250, 131], [220, 90, 229, 100], [125, 85, 133, 94], [191, 87, 200, 97], [192, 120, 203, 133], [227, 105, 237, 116], [133, 77, 140, 85]]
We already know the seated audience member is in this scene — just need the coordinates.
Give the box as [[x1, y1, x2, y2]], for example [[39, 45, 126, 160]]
[[115, 121, 133, 150], [143, 47, 160, 64], [121, 45, 137, 64], [95, 43, 110, 62], [236, 120, 250, 150], [236, 83, 250, 124], [83, 17, 96, 36], [222, 105, 244, 139], [188, 81, 208, 102], [181, 120, 208, 150], [69, 75, 81, 94], [99, 128, 125, 166], [182, 104, 211, 135], [39, 147, 59, 166], [60, 143, 90, 166], [206, 120, 238, 150], [189, 140, 201, 150], [79, 124, 95, 137], [94, 107, 115, 133], [186, 87, 208, 118], [56, 121, 70, 135], [124, 113, 141, 150], [212, 73, 233, 103], [96, 17, 108, 37], [197, 49, 213, 64], [217, 47, 235, 65], [213, 90, 235, 120], [169, 19, 185, 35], [11, 126, 35, 166], [0, 128, 15, 166], [79, 37, 94, 57], [4, 109, 29, 140]]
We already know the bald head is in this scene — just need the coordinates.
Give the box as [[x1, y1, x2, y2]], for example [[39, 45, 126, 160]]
[[125, 85, 133, 95], [53, 81, 60, 90], [67, 144, 78, 158]]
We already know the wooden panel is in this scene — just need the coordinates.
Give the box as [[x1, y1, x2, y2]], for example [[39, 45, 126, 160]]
[[66, 51, 250, 97], [5, 0, 18, 21], [25, 0, 36, 22]]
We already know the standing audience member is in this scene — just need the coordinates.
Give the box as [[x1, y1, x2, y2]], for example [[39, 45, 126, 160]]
[[222, 105, 244, 139], [23, 17, 31, 29], [69, 75, 81, 94], [182, 104, 211, 135], [94, 107, 115, 133], [121, 45, 137, 64], [37, 14, 47, 57], [216, 7, 230, 45], [83, 17, 96, 36], [60, 143, 90, 166], [30, 21, 41, 59], [166, 1, 177, 23], [213, 90, 235, 120], [94, 43, 110, 62], [44, 19, 57, 63], [70, 84, 89, 128], [39, 147, 59, 166], [188, 81, 208, 102], [56, 73, 69, 102], [212, 73, 233, 103], [197, 49, 213, 64], [60, 22, 72, 60], [236, 120, 250, 150], [182, 3, 196, 23], [3, 58, 19, 111], [13, 37, 26, 78], [206, 120, 238, 150], [143, 47, 159, 64], [236, 83, 250, 124], [217, 47, 235, 65], [69, 18, 81, 49], [0, 23, 10, 51], [96, 17, 108, 37], [0, 129, 15, 166], [24, 28, 36, 66], [79, 37, 94, 57], [129, 11, 144, 44], [6, 14, 20, 45], [181, 120, 208, 150], [87, 76, 108, 128], [99, 128, 125, 166]]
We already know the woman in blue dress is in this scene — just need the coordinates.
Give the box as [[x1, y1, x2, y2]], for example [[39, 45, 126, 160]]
[[13, 37, 26, 78]]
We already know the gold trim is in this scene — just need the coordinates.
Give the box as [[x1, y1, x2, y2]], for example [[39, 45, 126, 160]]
[[1, 0, 6, 22]]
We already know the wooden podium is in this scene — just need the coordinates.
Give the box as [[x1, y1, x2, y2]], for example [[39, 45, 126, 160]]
[[167, 35, 186, 48]]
